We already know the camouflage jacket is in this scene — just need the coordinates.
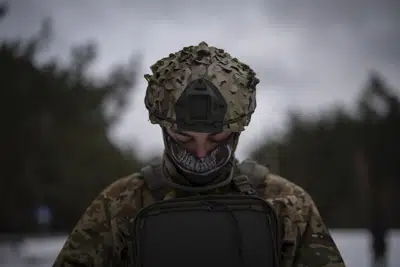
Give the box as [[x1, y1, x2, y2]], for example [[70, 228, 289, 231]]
[[53, 165, 346, 267]]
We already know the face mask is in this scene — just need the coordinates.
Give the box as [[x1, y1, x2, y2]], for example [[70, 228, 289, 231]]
[[162, 128, 239, 177]]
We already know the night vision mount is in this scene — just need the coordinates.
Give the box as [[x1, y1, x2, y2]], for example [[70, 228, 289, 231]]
[[175, 78, 227, 133]]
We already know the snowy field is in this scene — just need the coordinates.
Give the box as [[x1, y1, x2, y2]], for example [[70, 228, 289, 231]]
[[0, 229, 399, 267]]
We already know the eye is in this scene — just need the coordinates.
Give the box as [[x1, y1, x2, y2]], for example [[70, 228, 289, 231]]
[[176, 135, 192, 143], [209, 132, 231, 142], [171, 132, 193, 143]]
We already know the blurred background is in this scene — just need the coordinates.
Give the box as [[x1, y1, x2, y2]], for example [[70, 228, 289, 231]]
[[0, 0, 399, 266]]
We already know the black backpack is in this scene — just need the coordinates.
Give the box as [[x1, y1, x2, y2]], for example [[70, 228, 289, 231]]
[[133, 159, 281, 267]]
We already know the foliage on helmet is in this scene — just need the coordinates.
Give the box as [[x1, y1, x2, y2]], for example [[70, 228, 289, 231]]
[[144, 41, 259, 132]]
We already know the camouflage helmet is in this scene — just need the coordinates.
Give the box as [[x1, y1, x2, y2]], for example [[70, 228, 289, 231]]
[[144, 42, 259, 133]]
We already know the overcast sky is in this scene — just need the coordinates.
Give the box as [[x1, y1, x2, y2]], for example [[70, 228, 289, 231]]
[[1, 0, 399, 160]]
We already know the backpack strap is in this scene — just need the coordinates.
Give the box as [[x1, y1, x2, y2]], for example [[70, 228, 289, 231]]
[[141, 158, 269, 200], [234, 158, 269, 196], [140, 162, 170, 202]]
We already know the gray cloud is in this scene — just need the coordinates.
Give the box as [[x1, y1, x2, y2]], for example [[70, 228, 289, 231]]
[[1, 0, 399, 159], [264, 0, 400, 73]]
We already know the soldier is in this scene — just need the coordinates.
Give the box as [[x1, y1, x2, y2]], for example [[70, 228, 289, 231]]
[[359, 74, 400, 267], [53, 42, 346, 267]]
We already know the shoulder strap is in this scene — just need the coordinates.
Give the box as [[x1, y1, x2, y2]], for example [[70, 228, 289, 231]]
[[141, 158, 269, 199], [140, 162, 170, 201], [234, 158, 269, 196]]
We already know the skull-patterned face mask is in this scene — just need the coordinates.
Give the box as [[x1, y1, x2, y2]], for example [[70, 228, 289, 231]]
[[162, 127, 239, 179]]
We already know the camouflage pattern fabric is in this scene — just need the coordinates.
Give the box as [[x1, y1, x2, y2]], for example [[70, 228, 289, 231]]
[[53, 43, 345, 266], [144, 41, 259, 132], [53, 162, 346, 266]]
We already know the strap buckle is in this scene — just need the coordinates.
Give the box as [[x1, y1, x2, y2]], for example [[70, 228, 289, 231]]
[[233, 175, 256, 195]]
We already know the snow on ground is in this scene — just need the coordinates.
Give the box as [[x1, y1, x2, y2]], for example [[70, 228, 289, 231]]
[[0, 229, 399, 267]]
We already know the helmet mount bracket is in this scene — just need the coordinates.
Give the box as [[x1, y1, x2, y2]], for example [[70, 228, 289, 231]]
[[175, 78, 227, 133]]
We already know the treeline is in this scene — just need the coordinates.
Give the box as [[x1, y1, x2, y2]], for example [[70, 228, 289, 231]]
[[250, 73, 400, 228], [1, 13, 142, 233], [1, 9, 399, 233]]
